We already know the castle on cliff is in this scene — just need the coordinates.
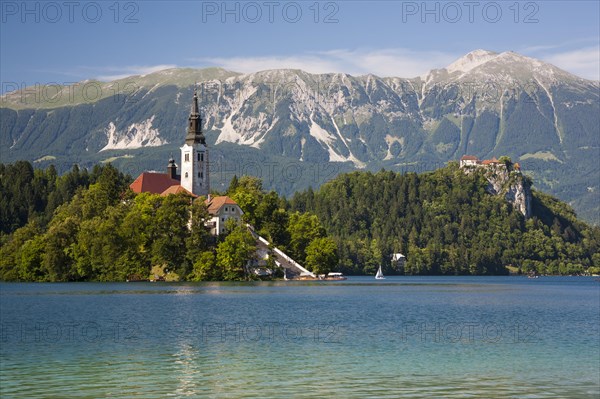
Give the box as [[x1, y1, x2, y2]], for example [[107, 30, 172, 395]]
[[459, 155, 531, 219], [459, 155, 521, 171]]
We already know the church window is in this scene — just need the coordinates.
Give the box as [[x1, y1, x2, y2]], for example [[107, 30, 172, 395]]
[[197, 153, 200, 162], [200, 154, 204, 162], [185, 153, 190, 162], [185, 172, 188, 178], [198, 172, 201, 178]]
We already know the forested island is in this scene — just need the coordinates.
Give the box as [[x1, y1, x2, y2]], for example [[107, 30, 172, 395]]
[[1, 161, 599, 281]]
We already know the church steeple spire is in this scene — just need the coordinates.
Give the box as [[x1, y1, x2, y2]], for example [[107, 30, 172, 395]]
[[180, 88, 209, 197], [191, 86, 199, 114], [186, 89, 206, 145]]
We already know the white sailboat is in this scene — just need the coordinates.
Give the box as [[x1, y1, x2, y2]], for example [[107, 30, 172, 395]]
[[375, 265, 385, 279]]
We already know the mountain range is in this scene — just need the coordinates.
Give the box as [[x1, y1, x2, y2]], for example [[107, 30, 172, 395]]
[[1, 50, 598, 224]]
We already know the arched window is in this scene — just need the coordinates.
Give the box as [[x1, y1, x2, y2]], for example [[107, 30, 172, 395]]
[[185, 172, 188, 178]]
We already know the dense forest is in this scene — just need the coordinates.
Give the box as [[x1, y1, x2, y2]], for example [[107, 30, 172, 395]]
[[289, 164, 600, 276], [0, 161, 109, 234], [1, 161, 599, 281], [0, 162, 336, 281]]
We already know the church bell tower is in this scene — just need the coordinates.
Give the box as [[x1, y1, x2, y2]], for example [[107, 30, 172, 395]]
[[180, 90, 209, 196]]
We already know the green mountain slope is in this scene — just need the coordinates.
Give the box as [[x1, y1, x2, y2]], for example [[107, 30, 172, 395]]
[[290, 164, 600, 276]]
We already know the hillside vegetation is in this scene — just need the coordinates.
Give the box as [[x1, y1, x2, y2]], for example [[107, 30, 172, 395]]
[[290, 163, 600, 275], [1, 162, 598, 280], [0, 163, 336, 281]]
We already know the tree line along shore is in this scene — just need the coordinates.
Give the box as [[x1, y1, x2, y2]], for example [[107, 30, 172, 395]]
[[1, 161, 598, 281]]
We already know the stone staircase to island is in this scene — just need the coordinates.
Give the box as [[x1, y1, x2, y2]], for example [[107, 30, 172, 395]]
[[247, 226, 316, 280]]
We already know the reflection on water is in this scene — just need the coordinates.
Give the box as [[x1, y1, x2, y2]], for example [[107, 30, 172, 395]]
[[1, 277, 599, 398]]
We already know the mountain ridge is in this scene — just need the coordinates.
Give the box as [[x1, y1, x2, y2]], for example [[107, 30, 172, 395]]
[[1, 50, 598, 224], [2, 50, 597, 111]]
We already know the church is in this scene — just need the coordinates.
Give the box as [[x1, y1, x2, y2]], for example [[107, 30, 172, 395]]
[[129, 90, 243, 235]]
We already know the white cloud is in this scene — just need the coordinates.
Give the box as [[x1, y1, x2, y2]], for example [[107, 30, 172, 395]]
[[520, 39, 600, 80], [193, 48, 458, 78], [519, 37, 597, 54], [71, 46, 599, 83], [539, 47, 599, 81], [93, 64, 178, 81], [193, 54, 342, 75], [195, 46, 600, 81]]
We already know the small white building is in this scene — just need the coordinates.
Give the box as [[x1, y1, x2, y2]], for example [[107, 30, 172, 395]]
[[391, 253, 406, 262], [460, 155, 481, 168], [205, 196, 244, 235], [391, 253, 407, 269]]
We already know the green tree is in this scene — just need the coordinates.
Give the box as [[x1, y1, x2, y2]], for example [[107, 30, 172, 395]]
[[151, 194, 191, 274], [305, 237, 339, 275], [42, 215, 79, 281], [287, 212, 326, 263], [0, 221, 43, 280], [216, 223, 257, 280], [230, 176, 263, 226], [186, 198, 212, 269], [189, 251, 219, 281], [260, 208, 290, 247], [498, 156, 512, 166], [227, 175, 239, 194], [18, 234, 46, 281], [71, 204, 128, 281]]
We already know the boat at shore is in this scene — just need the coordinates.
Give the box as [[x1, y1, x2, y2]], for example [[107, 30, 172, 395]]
[[126, 274, 149, 282], [527, 271, 540, 279], [321, 272, 347, 280]]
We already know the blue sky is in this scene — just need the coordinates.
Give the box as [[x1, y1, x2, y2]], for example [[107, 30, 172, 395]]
[[1, 0, 599, 89]]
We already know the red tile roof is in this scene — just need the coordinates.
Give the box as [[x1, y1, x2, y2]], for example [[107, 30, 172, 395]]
[[161, 185, 197, 197], [205, 196, 241, 214], [130, 172, 181, 195], [482, 157, 499, 165], [460, 155, 479, 161]]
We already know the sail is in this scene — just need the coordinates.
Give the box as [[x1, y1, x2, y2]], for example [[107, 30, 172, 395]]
[[375, 265, 384, 279]]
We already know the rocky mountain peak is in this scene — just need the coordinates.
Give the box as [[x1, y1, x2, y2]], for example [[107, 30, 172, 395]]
[[446, 49, 499, 74], [450, 50, 589, 86]]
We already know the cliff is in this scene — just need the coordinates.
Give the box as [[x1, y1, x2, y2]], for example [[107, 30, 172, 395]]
[[460, 158, 532, 219], [482, 163, 532, 219]]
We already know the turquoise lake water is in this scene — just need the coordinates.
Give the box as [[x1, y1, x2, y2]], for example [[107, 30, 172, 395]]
[[1, 276, 599, 398]]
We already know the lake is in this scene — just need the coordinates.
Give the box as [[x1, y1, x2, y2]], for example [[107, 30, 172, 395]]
[[1, 276, 599, 398]]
